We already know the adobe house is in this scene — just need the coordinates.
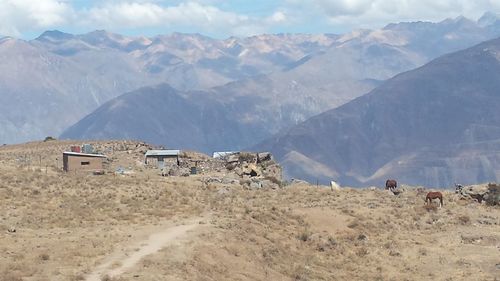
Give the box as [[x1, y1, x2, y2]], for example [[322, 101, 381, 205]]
[[63, 151, 107, 172], [144, 150, 180, 168]]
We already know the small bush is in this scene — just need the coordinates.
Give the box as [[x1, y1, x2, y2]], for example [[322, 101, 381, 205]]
[[356, 247, 369, 257], [485, 184, 500, 206], [39, 253, 50, 261], [457, 215, 470, 225], [347, 220, 359, 228], [298, 229, 312, 242], [43, 136, 56, 142], [265, 176, 282, 186], [423, 204, 438, 212]]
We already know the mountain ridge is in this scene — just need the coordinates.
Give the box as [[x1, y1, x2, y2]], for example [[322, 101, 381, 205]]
[[4, 13, 500, 145], [255, 37, 500, 187]]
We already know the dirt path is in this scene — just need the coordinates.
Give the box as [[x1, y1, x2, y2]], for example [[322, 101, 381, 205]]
[[85, 220, 202, 281]]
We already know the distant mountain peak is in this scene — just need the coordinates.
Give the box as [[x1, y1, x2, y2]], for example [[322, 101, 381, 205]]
[[36, 30, 74, 42], [478, 11, 500, 27], [440, 15, 477, 27]]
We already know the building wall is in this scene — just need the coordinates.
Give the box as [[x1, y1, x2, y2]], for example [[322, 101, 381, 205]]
[[145, 156, 179, 168], [63, 155, 104, 172]]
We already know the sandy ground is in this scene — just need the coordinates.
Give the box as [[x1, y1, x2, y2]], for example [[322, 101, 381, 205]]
[[86, 219, 206, 281], [0, 141, 499, 281]]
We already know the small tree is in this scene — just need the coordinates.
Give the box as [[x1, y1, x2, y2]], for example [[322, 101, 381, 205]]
[[43, 136, 56, 142]]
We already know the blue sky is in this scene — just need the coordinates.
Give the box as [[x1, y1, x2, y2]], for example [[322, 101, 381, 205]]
[[1, 0, 500, 39]]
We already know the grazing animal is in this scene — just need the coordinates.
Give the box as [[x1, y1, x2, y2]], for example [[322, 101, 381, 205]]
[[385, 179, 397, 191], [455, 183, 463, 194], [426, 191, 443, 207]]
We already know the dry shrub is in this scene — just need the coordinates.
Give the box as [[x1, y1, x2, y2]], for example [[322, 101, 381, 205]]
[[69, 274, 86, 281], [39, 253, 50, 261], [418, 248, 427, 256], [347, 220, 359, 229], [457, 215, 471, 225], [423, 204, 438, 212], [239, 179, 251, 186], [265, 176, 282, 186], [298, 229, 312, 242], [486, 184, 500, 206], [356, 247, 369, 257]]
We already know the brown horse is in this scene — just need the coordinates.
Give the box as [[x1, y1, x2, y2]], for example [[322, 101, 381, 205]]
[[426, 191, 443, 207], [385, 179, 397, 190]]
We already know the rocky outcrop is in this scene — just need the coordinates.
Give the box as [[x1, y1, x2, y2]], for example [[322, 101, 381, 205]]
[[456, 183, 500, 205]]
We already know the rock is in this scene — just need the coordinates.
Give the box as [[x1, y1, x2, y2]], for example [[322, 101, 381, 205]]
[[249, 181, 263, 189], [234, 167, 243, 176], [221, 177, 239, 185], [7, 227, 15, 233], [291, 178, 309, 185], [217, 188, 230, 195], [257, 152, 272, 163], [205, 177, 222, 183], [459, 184, 490, 203], [227, 154, 239, 163], [330, 181, 341, 190], [260, 179, 278, 189], [242, 163, 260, 177]]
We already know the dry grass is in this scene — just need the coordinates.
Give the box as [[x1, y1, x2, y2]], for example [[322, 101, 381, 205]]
[[0, 141, 499, 281]]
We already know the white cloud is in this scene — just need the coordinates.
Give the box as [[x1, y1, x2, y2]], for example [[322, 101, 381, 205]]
[[313, 0, 374, 16], [81, 1, 282, 36], [307, 0, 500, 27], [0, 0, 73, 36], [2, 0, 500, 38], [268, 11, 287, 23], [0, 0, 287, 37]]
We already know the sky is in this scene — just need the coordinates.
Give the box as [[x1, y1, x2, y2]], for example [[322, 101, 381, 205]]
[[1, 0, 500, 39]]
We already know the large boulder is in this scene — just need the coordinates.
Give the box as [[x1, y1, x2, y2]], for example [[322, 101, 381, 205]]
[[458, 184, 492, 203]]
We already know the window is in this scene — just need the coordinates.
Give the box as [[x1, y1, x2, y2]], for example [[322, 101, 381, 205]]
[[81, 161, 90, 166]]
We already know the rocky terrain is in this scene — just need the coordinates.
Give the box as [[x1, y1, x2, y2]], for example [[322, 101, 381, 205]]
[[256, 36, 500, 188], [0, 140, 498, 281]]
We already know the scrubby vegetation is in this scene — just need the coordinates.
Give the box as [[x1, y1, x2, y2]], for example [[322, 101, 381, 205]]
[[0, 141, 498, 281]]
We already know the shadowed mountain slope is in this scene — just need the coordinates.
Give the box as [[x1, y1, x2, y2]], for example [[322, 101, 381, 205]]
[[6, 14, 500, 145], [60, 84, 263, 152], [256, 37, 500, 187]]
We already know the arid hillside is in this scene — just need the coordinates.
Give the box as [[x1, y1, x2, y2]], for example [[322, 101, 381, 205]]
[[0, 141, 498, 281]]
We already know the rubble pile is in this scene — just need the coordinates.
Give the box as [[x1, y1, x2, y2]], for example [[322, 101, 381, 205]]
[[186, 151, 284, 189], [456, 183, 500, 205]]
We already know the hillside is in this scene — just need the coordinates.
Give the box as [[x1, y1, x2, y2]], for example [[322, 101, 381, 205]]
[[256, 37, 500, 187], [0, 140, 498, 280], [61, 15, 500, 153], [5, 14, 500, 145], [0, 31, 335, 145], [60, 84, 263, 152]]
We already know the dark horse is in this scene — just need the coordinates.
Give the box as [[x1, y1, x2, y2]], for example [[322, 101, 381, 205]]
[[385, 179, 397, 190], [426, 191, 443, 207]]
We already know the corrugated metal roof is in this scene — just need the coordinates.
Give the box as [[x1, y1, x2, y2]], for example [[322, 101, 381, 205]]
[[145, 150, 180, 157], [63, 151, 106, 158], [213, 151, 239, 158]]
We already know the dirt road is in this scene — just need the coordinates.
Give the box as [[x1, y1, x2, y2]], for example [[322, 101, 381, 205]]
[[85, 220, 202, 281]]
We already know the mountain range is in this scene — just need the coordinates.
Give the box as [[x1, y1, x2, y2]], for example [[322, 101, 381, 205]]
[[0, 30, 336, 144], [61, 14, 500, 152], [4, 13, 500, 188], [256, 37, 500, 187]]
